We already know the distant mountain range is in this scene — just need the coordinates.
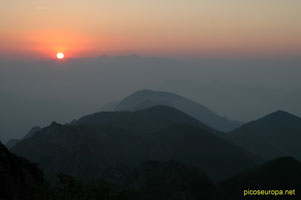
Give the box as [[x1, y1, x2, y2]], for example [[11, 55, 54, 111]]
[[9, 89, 301, 183], [229, 110, 301, 160], [11, 106, 260, 181], [157, 79, 301, 121], [5, 88, 301, 199], [114, 89, 244, 132], [5, 89, 241, 146], [2, 103, 301, 199]]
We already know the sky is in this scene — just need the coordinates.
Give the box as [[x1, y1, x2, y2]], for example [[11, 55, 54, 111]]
[[1, 0, 301, 59]]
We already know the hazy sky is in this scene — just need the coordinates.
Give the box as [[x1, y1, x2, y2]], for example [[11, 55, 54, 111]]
[[1, 0, 301, 59]]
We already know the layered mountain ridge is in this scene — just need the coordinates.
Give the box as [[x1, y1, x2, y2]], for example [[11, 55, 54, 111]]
[[229, 110, 301, 160], [114, 89, 244, 132], [11, 106, 260, 181]]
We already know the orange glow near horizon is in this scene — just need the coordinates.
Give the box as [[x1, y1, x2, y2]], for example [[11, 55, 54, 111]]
[[0, 29, 107, 59], [1, 0, 301, 59], [1, 28, 299, 59], [27, 30, 95, 59]]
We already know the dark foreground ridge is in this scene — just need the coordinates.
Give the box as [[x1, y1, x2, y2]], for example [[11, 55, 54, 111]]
[[109, 160, 224, 200], [2, 142, 300, 200], [220, 157, 301, 200], [11, 106, 260, 182], [0, 141, 47, 200]]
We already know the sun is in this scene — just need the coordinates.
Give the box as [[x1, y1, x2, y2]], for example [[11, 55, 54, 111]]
[[56, 52, 64, 60]]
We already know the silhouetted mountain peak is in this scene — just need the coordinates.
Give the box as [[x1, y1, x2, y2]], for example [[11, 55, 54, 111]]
[[230, 110, 301, 160], [273, 110, 292, 115], [234, 110, 300, 130], [120, 89, 189, 102], [260, 110, 300, 122], [36, 121, 69, 138], [49, 121, 66, 130], [11, 104, 260, 182], [76, 105, 213, 134], [131, 89, 171, 95], [139, 104, 186, 114], [50, 121, 59, 126], [115, 89, 243, 132], [81, 105, 199, 123]]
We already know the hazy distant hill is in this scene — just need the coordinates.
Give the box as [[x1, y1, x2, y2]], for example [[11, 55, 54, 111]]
[[220, 157, 301, 200], [157, 79, 301, 121], [114, 89, 243, 132], [11, 106, 259, 181], [0, 141, 46, 200], [230, 110, 301, 160]]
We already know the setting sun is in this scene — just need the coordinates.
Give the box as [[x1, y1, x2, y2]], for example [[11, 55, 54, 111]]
[[56, 52, 64, 60]]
